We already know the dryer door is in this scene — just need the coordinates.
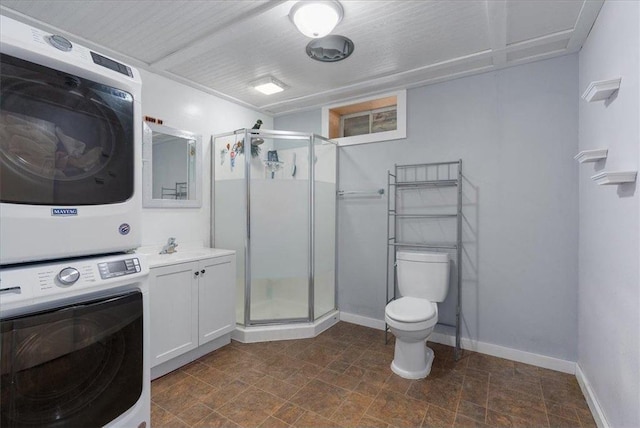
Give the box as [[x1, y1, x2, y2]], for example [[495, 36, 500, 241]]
[[0, 53, 134, 206]]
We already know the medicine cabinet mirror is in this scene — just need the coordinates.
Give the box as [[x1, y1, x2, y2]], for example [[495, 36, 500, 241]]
[[142, 122, 202, 208]]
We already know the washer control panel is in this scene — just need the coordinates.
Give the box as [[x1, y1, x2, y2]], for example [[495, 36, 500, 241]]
[[98, 258, 140, 279], [0, 254, 148, 317]]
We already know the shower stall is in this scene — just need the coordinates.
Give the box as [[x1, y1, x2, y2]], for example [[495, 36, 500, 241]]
[[212, 129, 338, 341]]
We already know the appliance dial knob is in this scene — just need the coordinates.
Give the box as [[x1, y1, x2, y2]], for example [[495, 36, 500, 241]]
[[47, 34, 73, 52], [58, 267, 80, 285]]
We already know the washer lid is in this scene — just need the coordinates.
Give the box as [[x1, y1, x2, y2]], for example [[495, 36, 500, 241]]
[[386, 297, 437, 323]]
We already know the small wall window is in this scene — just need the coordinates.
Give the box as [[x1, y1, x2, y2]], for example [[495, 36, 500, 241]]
[[322, 90, 406, 146], [342, 106, 397, 137]]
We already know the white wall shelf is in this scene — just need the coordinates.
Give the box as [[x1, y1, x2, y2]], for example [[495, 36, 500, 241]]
[[591, 171, 637, 185], [581, 78, 621, 102], [574, 149, 608, 163]]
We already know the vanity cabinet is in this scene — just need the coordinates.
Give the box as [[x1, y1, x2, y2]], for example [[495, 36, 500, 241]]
[[150, 260, 198, 366], [198, 256, 235, 345], [149, 253, 235, 368]]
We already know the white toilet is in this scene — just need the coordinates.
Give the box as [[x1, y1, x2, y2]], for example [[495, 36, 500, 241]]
[[385, 251, 450, 379]]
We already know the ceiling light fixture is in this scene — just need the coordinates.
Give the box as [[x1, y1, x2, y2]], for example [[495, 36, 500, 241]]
[[306, 35, 354, 62], [289, 1, 344, 39], [252, 76, 287, 95]]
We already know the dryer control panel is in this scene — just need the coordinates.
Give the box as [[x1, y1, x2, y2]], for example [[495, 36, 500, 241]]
[[98, 258, 141, 279]]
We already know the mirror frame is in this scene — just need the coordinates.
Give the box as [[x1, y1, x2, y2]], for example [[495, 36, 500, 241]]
[[142, 122, 203, 208]]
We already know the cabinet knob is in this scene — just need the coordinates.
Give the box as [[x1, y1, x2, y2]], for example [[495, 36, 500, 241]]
[[201, 269, 206, 274], [194, 271, 199, 277]]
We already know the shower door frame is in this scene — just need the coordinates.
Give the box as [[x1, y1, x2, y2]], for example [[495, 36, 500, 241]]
[[212, 129, 338, 327]]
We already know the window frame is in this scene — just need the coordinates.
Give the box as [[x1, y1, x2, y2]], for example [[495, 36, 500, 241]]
[[322, 89, 407, 146], [340, 105, 397, 138]]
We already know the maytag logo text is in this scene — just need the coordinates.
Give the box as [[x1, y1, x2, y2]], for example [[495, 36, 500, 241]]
[[51, 208, 78, 216]]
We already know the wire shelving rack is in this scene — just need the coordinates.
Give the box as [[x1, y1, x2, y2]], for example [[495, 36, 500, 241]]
[[386, 160, 463, 360]]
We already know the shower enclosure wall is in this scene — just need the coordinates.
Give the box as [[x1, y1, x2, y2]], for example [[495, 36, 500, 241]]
[[212, 129, 337, 336]]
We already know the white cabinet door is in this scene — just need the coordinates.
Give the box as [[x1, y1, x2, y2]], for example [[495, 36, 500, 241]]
[[150, 261, 199, 367], [198, 255, 236, 345]]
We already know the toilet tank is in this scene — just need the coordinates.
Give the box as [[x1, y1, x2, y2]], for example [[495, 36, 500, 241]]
[[396, 251, 450, 302]]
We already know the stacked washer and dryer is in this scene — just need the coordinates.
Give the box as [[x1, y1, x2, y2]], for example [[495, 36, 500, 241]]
[[0, 15, 150, 428]]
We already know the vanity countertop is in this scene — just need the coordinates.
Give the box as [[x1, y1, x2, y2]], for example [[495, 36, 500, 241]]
[[136, 245, 235, 268]]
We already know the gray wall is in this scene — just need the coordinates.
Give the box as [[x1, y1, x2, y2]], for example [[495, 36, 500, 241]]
[[274, 109, 322, 135], [578, 2, 639, 426], [276, 54, 580, 361]]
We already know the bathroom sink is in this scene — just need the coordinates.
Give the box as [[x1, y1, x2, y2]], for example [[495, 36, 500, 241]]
[[137, 247, 235, 268], [159, 251, 209, 258], [150, 250, 210, 264]]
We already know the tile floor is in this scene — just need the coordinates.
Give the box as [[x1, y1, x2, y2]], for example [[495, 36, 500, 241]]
[[151, 322, 596, 428]]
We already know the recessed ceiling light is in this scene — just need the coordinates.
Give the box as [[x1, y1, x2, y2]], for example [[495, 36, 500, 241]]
[[252, 76, 287, 95], [289, 1, 343, 39]]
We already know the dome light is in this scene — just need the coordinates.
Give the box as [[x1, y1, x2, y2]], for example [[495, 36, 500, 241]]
[[289, 1, 344, 39]]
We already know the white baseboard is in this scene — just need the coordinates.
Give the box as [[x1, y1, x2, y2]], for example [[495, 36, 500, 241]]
[[339, 311, 386, 330], [339, 311, 576, 374], [576, 364, 609, 428], [429, 332, 576, 374], [151, 334, 230, 380]]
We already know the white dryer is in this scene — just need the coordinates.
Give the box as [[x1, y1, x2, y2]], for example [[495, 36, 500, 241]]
[[0, 15, 143, 265]]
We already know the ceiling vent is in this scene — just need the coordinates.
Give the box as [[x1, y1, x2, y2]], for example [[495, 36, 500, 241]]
[[306, 35, 354, 63]]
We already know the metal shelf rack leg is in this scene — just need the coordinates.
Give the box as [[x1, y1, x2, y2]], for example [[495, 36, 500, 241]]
[[455, 160, 463, 360]]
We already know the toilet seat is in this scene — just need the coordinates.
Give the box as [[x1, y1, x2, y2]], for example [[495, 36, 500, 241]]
[[386, 297, 436, 322], [385, 297, 438, 331]]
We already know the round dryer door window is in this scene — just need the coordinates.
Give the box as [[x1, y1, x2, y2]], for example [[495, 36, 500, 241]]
[[0, 53, 134, 206]]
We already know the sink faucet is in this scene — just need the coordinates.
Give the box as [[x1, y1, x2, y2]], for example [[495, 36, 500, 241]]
[[159, 237, 178, 254]]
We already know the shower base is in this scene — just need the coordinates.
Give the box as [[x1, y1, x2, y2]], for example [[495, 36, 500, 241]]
[[231, 309, 339, 343]]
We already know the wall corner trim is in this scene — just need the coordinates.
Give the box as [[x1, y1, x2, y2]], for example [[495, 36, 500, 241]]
[[575, 363, 610, 428], [339, 311, 387, 330]]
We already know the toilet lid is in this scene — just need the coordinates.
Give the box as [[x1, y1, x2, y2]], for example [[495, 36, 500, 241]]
[[386, 297, 437, 323]]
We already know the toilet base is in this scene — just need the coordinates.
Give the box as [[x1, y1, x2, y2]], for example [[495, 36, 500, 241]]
[[390, 341, 435, 380]]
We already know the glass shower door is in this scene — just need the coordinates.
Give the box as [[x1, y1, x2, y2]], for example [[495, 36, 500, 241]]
[[313, 136, 337, 320], [248, 133, 310, 323], [213, 132, 247, 325]]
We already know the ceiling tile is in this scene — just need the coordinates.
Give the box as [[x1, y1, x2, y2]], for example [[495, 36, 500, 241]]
[[2, 0, 271, 63], [167, 1, 492, 109], [1, 0, 601, 115], [506, 0, 583, 45]]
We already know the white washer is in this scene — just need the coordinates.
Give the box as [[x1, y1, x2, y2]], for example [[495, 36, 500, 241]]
[[0, 254, 150, 428]]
